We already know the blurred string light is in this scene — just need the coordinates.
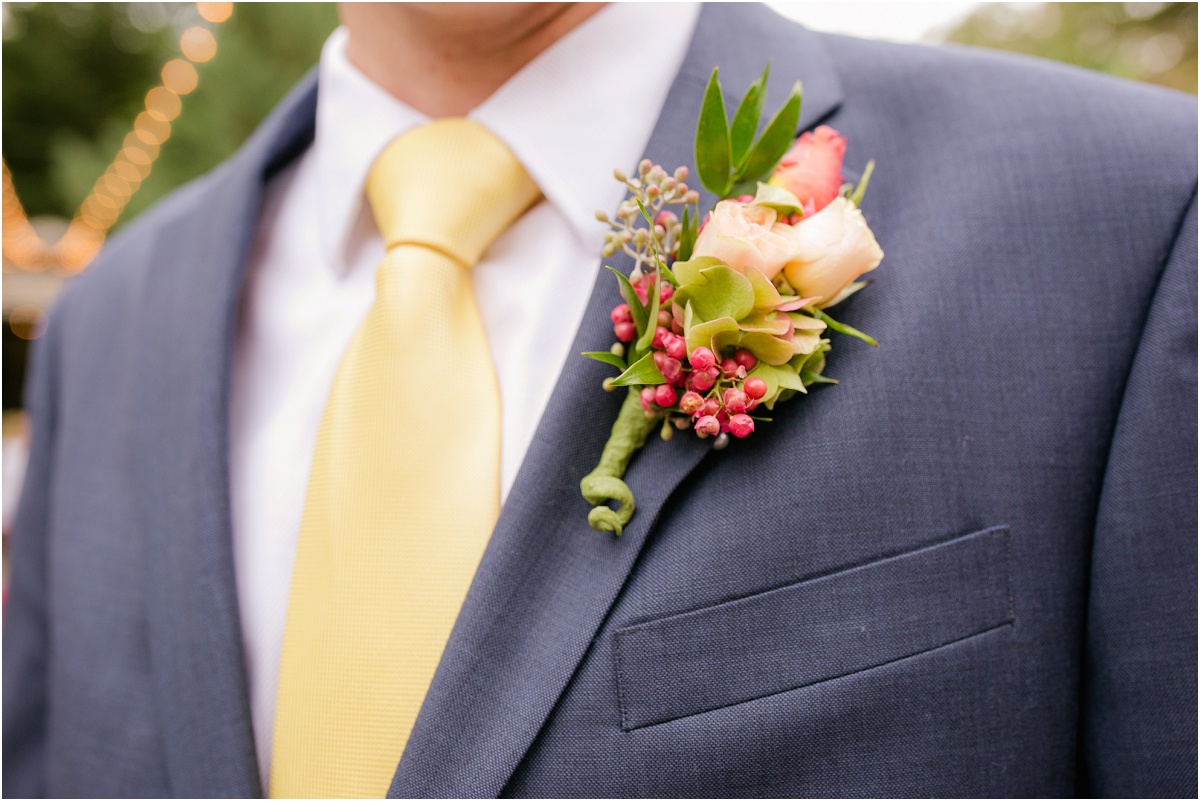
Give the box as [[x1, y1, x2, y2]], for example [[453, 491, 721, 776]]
[[2, 2, 233, 275]]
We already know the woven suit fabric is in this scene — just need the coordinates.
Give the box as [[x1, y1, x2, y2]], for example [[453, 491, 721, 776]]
[[269, 118, 540, 798]]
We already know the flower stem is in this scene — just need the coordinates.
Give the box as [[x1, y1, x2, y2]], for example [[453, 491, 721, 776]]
[[579, 388, 660, 536]]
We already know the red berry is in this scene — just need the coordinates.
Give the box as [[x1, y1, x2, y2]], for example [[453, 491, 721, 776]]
[[733, 349, 757, 370], [665, 335, 687, 361], [657, 310, 673, 328], [652, 326, 670, 349], [694, 415, 720, 436], [660, 357, 683, 383], [697, 398, 720, 418], [640, 386, 657, 412], [654, 385, 678, 408], [723, 388, 749, 414], [690, 370, 716, 392], [744, 377, 768, 400], [729, 414, 755, 438], [614, 322, 636, 342], [721, 358, 740, 379], [689, 347, 715, 371], [659, 283, 674, 302], [679, 391, 703, 415], [671, 318, 685, 335], [610, 304, 632, 324]]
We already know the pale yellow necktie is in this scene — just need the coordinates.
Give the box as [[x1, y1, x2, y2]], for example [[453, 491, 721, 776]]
[[269, 119, 540, 799]]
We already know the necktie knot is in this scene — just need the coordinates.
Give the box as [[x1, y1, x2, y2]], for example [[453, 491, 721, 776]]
[[366, 118, 540, 269]]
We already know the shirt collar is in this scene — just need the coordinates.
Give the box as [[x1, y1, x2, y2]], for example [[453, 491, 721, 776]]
[[312, 3, 700, 271]]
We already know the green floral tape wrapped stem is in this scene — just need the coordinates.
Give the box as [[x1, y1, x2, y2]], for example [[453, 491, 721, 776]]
[[580, 388, 660, 536]]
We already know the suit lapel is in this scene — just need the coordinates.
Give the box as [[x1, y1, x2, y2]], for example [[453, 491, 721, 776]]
[[134, 76, 317, 798], [389, 6, 843, 797]]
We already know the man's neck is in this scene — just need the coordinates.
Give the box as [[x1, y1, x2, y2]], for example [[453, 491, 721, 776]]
[[339, 2, 607, 118]]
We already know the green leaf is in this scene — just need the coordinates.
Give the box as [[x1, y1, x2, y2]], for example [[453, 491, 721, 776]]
[[734, 81, 802, 183], [849, 159, 875, 206], [813, 308, 878, 347], [610, 350, 667, 387], [751, 181, 803, 217], [673, 263, 756, 323], [635, 264, 664, 352], [685, 316, 739, 356], [658, 261, 679, 287], [678, 206, 696, 262], [635, 197, 655, 227], [606, 265, 647, 337], [730, 62, 770, 166], [695, 68, 732, 196], [582, 351, 627, 371]]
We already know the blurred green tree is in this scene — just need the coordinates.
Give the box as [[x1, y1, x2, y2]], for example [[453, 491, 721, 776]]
[[2, 3, 174, 218], [2, 2, 337, 226], [946, 2, 1197, 94]]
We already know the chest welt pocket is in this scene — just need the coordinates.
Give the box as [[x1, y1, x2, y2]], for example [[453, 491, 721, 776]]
[[614, 525, 1013, 730]]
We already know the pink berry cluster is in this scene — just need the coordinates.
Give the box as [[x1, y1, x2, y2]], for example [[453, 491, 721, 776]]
[[610, 274, 768, 441]]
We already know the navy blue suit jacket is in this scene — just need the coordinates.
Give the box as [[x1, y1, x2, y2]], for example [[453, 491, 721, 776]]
[[5, 6, 1196, 797]]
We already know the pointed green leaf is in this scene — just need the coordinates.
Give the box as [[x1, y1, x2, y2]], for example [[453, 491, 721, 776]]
[[730, 62, 770, 166], [813, 308, 878, 347], [606, 265, 647, 336], [610, 350, 667, 387], [635, 197, 655, 227], [678, 206, 696, 262], [695, 68, 732, 196], [734, 81, 802, 183], [685, 316, 739, 356], [635, 264, 664, 352], [582, 351, 627, 371], [849, 159, 875, 206]]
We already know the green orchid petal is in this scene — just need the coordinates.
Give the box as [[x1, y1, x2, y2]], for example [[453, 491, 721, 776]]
[[685, 316, 739, 356], [738, 310, 791, 336], [751, 181, 804, 217], [744, 266, 783, 311], [682, 263, 756, 322], [739, 331, 796, 365], [672, 256, 725, 287]]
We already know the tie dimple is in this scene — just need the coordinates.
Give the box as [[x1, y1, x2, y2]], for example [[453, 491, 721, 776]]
[[270, 119, 539, 798]]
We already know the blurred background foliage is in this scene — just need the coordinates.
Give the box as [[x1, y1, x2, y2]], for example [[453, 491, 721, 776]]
[[947, 2, 1197, 93], [4, 2, 339, 223]]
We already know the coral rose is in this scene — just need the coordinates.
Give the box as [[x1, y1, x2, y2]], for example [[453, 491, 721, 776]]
[[691, 200, 798, 280], [781, 197, 883, 308], [768, 125, 846, 214]]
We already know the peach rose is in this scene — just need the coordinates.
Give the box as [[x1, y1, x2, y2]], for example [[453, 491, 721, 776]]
[[768, 125, 846, 214], [781, 197, 883, 307], [691, 200, 799, 280]]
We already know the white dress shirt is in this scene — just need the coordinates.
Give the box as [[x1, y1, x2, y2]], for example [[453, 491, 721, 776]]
[[229, 4, 700, 783]]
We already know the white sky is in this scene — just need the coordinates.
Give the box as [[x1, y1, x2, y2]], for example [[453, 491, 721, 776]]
[[765, 2, 986, 42]]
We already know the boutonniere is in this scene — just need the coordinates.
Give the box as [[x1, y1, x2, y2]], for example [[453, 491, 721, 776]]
[[580, 64, 884, 535]]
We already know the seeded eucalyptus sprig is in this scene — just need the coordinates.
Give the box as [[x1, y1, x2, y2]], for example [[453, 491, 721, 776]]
[[695, 63, 803, 199]]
